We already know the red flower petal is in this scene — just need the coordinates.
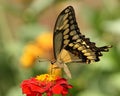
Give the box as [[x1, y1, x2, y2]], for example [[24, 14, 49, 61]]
[[22, 85, 31, 94], [30, 83, 45, 93], [52, 78, 73, 95], [21, 75, 73, 96], [46, 90, 53, 96], [52, 84, 63, 94]]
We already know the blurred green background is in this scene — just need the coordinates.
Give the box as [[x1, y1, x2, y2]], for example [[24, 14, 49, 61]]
[[0, 0, 120, 96]]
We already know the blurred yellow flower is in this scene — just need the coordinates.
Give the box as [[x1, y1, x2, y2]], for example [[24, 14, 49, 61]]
[[20, 32, 54, 68], [36, 32, 53, 50]]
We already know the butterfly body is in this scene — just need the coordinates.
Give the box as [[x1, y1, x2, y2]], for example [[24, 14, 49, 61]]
[[52, 6, 112, 78]]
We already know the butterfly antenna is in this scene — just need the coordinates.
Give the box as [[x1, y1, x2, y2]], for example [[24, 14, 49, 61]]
[[36, 56, 51, 62]]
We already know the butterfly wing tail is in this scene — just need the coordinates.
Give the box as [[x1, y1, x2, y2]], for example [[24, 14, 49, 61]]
[[98, 45, 112, 52]]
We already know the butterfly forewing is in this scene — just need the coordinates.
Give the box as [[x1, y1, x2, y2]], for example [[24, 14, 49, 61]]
[[53, 6, 112, 64], [53, 6, 79, 59]]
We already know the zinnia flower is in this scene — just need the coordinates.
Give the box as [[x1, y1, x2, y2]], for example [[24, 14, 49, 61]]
[[21, 74, 72, 96]]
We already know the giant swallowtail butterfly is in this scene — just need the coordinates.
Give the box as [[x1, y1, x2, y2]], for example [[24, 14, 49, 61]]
[[52, 6, 112, 78]]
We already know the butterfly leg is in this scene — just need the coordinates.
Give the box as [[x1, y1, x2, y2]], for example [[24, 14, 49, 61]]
[[55, 60, 72, 78]]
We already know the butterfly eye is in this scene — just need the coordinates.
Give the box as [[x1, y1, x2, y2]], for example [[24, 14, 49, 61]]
[[50, 60, 56, 64]]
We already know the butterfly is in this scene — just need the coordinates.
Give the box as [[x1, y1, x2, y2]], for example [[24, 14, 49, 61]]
[[52, 6, 112, 78]]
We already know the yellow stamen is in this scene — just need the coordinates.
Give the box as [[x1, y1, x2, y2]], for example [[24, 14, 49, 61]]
[[36, 74, 56, 82]]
